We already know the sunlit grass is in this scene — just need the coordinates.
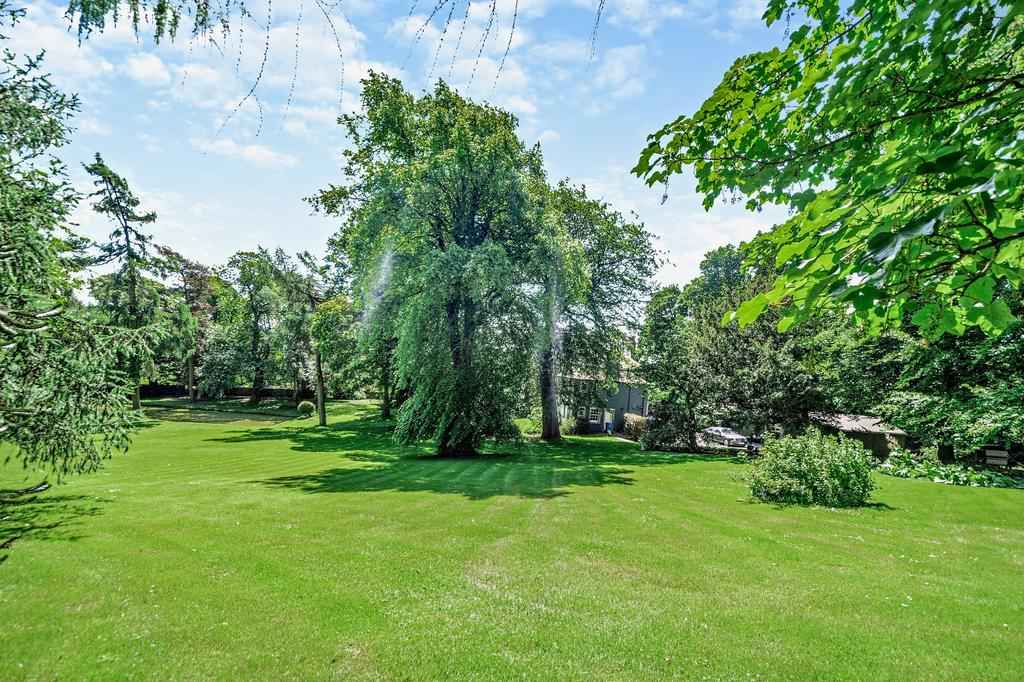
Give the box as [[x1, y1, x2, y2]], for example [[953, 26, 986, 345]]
[[1, 401, 1021, 679]]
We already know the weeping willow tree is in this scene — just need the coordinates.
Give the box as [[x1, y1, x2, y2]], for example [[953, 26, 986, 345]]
[[313, 73, 544, 456], [65, 0, 244, 42], [1, 3, 138, 481]]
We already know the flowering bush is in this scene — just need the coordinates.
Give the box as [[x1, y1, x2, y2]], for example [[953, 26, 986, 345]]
[[879, 448, 1024, 489], [623, 414, 646, 440], [749, 428, 875, 507]]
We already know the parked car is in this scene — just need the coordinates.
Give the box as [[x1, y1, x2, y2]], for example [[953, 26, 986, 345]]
[[703, 426, 747, 448]]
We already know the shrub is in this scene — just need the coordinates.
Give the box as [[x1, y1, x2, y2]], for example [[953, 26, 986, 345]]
[[563, 416, 591, 436], [297, 400, 316, 417], [879, 447, 1024, 489], [623, 414, 646, 441], [523, 404, 543, 435], [748, 428, 875, 507], [639, 401, 699, 452]]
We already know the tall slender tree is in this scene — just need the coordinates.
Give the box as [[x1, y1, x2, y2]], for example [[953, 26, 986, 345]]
[[536, 182, 658, 440], [160, 249, 214, 402], [271, 250, 335, 425], [85, 153, 168, 408], [310, 294, 359, 424], [225, 250, 278, 405]]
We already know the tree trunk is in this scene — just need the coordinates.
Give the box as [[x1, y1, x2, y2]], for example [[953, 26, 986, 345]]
[[250, 367, 264, 405], [315, 350, 327, 427], [938, 443, 955, 463], [131, 384, 141, 410], [539, 344, 561, 441], [249, 310, 262, 404], [293, 369, 303, 407], [437, 419, 477, 457], [186, 355, 197, 403], [380, 368, 392, 419]]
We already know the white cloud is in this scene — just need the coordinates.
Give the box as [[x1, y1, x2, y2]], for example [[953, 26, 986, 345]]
[[136, 132, 164, 153], [196, 138, 299, 168], [6, 3, 114, 88], [77, 116, 112, 136], [578, 164, 787, 285], [594, 45, 647, 98], [538, 129, 560, 144], [282, 118, 311, 137], [606, 0, 695, 37], [529, 38, 589, 63], [581, 44, 648, 115], [124, 52, 172, 86], [394, 4, 541, 117], [729, 0, 768, 24]]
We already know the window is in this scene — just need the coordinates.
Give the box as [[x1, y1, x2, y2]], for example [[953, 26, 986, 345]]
[[577, 407, 586, 418], [589, 407, 600, 422]]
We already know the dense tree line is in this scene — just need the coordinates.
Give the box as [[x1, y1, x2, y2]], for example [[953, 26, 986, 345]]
[[3, 59, 657, 471], [638, 243, 1024, 460], [4, 0, 1021, 477]]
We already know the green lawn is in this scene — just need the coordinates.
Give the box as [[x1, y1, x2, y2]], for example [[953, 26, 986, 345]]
[[1, 401, 1021, 679]]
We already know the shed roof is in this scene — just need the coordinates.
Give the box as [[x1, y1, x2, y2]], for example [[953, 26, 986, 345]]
[[810, 412, 907, 436]]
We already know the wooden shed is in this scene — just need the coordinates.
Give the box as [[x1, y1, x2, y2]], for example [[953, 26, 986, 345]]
[[811, 413, 907, 457]]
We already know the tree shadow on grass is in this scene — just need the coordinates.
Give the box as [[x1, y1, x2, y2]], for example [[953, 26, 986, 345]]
[[0, 491, 106, 563], [742, 498, 898, 512], [143, 407, 293, 424], [210, 406, 727, 500]]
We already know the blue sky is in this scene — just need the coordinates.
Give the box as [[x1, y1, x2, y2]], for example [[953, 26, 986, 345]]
[[15, 0, 789, 284]]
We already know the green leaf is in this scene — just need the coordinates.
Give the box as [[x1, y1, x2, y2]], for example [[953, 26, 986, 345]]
[[963, 276, 995, 305], [979, 192, 998, 222], [735, 294, 768, 326], [966, 300, 1016, 335]]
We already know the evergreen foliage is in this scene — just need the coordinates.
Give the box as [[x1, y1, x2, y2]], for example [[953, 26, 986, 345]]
[[0, 4, 136, 477]]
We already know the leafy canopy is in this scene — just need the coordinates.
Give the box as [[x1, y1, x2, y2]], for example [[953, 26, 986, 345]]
[[315, 73, 543, 455], [634, 0, 1024, 337], [638, 245, 825, 451]]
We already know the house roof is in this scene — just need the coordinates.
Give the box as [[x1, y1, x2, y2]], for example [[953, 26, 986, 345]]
[[811, 412, 907, 436], [559, 372, 647, 386]]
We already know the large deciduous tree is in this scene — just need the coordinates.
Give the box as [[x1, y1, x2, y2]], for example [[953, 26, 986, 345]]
[[0, 3, 135, 478], [225, 250, 278, 405], [535, 182, 658, 440], [634, 0, 1024, 338], [313, 73, 542, 456]]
